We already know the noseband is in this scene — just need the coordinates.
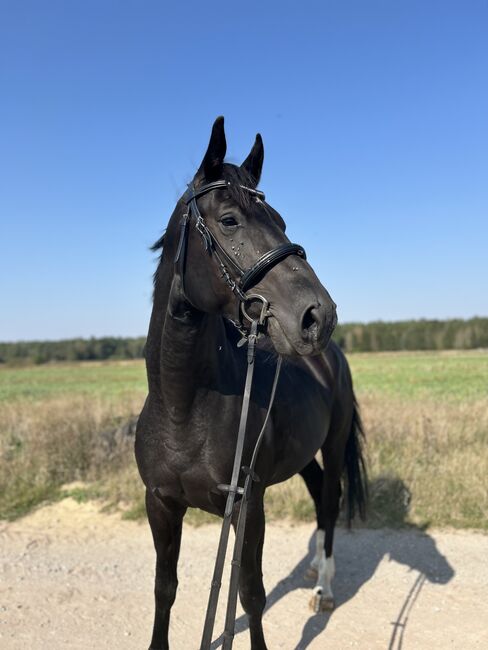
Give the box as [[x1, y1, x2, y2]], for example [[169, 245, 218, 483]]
[[175, 179, 306, 327]]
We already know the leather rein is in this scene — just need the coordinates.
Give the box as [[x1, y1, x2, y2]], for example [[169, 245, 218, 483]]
[[172, 179, 306, 649]]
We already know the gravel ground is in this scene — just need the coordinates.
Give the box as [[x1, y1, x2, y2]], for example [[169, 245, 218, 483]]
[[1, 499, 487, 649]]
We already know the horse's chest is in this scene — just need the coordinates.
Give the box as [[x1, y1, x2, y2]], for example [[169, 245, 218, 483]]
[[154, 454, 229, 514], [146, 416, 237, 510]]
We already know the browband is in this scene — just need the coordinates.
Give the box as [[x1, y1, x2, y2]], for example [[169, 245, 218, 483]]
[[183, 181, 266, 204]]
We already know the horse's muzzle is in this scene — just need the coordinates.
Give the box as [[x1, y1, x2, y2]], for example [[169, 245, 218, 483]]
[[300, 301, 337, 350]]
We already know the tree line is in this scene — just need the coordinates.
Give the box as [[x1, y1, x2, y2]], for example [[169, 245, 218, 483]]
[[0, 318, 487, 364], [333, 317, 488, 352], [0, 337, 146, 365]]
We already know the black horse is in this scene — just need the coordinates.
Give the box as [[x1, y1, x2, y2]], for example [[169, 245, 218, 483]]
[[135, 117, 367, 650]]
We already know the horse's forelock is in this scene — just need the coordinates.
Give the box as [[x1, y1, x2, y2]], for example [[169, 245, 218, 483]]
[[220, 164, 257, 211]]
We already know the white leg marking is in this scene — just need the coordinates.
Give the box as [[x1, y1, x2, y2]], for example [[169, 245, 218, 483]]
[[313, 552, 335, 600], [310, 529, 325, 571]]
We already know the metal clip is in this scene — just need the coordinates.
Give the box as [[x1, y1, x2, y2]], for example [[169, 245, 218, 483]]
[[196, 216, 212, 251], [241, 294, 270, 326], [217, 484, 244, 495]]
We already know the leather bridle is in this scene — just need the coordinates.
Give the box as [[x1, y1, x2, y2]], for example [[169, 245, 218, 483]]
[[175, 179, 306, 330], [172, 179, 305, 649]]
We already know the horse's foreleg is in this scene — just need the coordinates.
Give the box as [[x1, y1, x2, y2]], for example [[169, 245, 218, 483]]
[[235, 497, 268, 650], [146, 488, 186, 650]]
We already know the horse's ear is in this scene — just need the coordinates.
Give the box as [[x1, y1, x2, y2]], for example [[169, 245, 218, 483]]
[[198, 116, 227, 181], [241, 133, 264, 186]]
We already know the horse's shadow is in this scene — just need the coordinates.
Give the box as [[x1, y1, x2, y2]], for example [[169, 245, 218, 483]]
[[211, 477, 455, 650]]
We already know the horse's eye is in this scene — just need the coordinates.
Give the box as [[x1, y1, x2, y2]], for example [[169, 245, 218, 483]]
[[220, 215, 239, 227]]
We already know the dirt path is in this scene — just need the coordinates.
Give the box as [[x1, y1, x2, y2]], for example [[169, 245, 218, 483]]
[[1, 499, 486, 649]]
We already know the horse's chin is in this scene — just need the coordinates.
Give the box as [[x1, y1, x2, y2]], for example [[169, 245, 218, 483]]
[[267, 315, 318, 357]]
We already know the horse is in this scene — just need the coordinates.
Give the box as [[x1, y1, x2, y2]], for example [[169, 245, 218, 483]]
[[135, 116, 367, 650]]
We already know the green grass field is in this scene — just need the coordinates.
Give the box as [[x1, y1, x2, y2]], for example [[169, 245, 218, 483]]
[[0, 361, 147, 402], [348, 350, 488, 402], [1, 350, 487, 528], [2, 350, 485, 403]]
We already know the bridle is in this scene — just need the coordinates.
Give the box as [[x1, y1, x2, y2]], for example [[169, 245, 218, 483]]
[[171, 179, 306, 649], [175, 179, 307, 330]]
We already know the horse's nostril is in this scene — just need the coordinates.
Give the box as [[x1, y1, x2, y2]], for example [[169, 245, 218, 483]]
[[302, 306, 318, 336], [301, 303, 337, 345], [302, 305, 322, 342]]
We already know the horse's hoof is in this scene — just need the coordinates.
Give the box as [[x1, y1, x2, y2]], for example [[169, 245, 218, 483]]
[[305, 567, 318, 580], [309, 593, 335, 613]]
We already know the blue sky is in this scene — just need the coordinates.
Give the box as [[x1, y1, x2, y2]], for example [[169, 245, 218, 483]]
[[1, 1, 487, 341]]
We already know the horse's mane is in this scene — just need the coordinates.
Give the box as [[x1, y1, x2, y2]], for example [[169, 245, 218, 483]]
[[151, 232, 165, 253]]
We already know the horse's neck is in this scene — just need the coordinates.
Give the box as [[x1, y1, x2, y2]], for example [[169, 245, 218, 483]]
[[146, 260, 223, 421]]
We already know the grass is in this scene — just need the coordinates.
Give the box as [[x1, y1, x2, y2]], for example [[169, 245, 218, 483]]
[[348, 349, 488, 402], [0, 360, 147, 403], [0, 394, 140, 520], [1, 351, 487, 529]]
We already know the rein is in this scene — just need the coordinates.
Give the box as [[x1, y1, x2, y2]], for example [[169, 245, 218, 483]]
[[172, 179, 305, 649], [201, 322, 282, 650]]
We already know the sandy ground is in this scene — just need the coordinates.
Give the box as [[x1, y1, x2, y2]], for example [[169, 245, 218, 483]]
[[1, 499, 487, 649]]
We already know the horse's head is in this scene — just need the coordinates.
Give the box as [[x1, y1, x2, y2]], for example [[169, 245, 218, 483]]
[[166, 117, 337, 356]]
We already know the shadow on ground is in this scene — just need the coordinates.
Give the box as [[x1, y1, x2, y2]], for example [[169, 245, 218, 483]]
[[211, 477, 455, 650]]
